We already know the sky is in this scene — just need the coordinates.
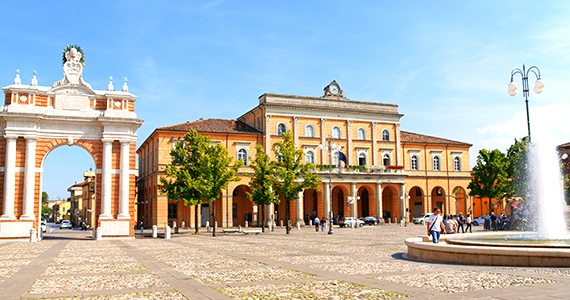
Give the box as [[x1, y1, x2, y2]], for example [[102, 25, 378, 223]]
[[1, 1, 569, 200]]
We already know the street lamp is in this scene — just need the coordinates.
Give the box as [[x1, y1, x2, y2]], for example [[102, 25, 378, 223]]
[[508, 64, 545, 143], [318, 137, 340, 235]]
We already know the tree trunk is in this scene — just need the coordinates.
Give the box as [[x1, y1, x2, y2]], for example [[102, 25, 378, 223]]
[[212, 200, 216, 237], [261, 204, 265, 233], [285, 199, 290, 234], [194, 204, 199, 234]]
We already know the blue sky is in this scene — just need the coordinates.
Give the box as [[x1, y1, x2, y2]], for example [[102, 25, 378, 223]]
[[1, 1, 570, 200]]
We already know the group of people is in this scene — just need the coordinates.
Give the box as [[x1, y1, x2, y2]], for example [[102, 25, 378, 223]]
[[427, 207, 475, 244], [307, 214, 340, 226], [313, 216, 328, 232]]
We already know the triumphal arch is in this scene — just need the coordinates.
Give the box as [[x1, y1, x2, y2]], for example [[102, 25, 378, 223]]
[[0, 46, 142, 240]]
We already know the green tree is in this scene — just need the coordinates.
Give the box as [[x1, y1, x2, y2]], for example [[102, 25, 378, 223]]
[[506, 137, 530, 199], [42, 191, 49, 205], [41, 205, 52, 219], [272, 132, 321, 234], [246, 145, 279, 233], [158, 129, 241, 236], [468, 148, 510, 214]]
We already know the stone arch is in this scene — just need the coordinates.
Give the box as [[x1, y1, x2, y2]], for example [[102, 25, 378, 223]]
[[0, 48, 141, 240], [357, 185, 373, 218], [452, 186, 468, 215], [303, 188, 318, 225], [408, 186, 425, 217], [431, 186, 446, 214], [232, 185, 253, 226], [382, 185, 399, 222], [331, 185, 349, 220]]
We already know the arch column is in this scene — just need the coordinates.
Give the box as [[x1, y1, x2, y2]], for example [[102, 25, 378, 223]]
[[21, 136, 37, 220], [100, 139, 113, 219], [296, 190, 303, 225], [376, 182, 383, 220], [351, 182, 357, 218], [1, 136, 17, 220], [324, 182, 331, 221], [400, 183, 406, 223], [118, 140, 130, 219]]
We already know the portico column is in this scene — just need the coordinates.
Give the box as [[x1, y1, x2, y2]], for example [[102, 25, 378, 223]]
[[324, 182, 331, 221], [100, 140, 113, 219], [21, 137, 37, 220], [372, 122, 378, 166], [296, 191, 303, 225], [376, 182, 383, 221], [400, 183, 406, 223], [118, 141, 130, 219], [1, 137, 16, 219], [351, 182, 357, 218]]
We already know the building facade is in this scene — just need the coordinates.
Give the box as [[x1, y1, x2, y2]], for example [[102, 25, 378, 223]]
[[137, 81, 472, 228]]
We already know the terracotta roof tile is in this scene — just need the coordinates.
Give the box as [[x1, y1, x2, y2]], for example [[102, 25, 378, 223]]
[[558, 142, 570, 149], [158, 118, 261, 135], [401, 131, 472, 146]]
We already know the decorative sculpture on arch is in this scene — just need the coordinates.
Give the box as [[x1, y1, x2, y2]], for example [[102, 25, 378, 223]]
[[53, 46, 92, 89]]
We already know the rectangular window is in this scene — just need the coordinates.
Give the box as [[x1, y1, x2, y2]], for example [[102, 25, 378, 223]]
[[232, 203, 238, 219]]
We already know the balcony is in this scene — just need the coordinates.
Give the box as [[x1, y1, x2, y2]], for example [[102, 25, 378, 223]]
[[313, 165, 405, 175]]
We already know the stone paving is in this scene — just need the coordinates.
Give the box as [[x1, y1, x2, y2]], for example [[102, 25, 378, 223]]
[[0, 225, 570, 299]]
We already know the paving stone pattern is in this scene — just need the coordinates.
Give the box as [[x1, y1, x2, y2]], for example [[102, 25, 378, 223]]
[[0, 225, 569, 299]]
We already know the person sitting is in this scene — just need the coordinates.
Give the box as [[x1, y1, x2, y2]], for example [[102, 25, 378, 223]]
[[444, 214, 457, 234]]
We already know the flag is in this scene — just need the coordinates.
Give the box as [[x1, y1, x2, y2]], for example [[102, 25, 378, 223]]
[[339, 151, 348, 167]]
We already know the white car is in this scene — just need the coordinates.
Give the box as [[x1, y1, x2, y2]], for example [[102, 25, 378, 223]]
[[472, 217, 486, 226], [339, 217, 364, 228], [40, 220, 47, 233], [59, 220, 72, 229], [413, 213, 433, 225]]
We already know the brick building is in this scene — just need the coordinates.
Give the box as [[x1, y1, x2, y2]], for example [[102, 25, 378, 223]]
[[137, 81, 472, 229]]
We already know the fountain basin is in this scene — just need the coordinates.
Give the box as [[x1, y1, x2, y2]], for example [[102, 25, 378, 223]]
[[405, 232, 570, 267]]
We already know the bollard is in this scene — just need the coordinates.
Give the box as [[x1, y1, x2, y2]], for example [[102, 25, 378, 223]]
[[181, 221, 185, 229], [268, 223, 272, 231], [206, 221, 210, 233], [152, 225, 158, 238], [394, 218, 398, 224], [297, 222, 301, 230], [309, 220, 313, 226], [215, 221, 217, 228], [245, 221, 248, 228], [140, 226, 144, 235], [238, 225, 242, 232], [165, 226, 171, 239], [400, 220, 404, 227], [388, 218, 391, 224], [280, 220, 283, 227], [30, 228, 37, 242], [96, 227, 103, 240]]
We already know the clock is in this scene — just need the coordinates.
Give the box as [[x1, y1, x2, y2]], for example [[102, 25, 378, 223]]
[[19, 95, 27, 102], [330, 84, 339, 95]]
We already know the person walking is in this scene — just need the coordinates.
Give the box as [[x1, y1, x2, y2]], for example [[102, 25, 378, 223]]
[[314, 216, 320, 232], [321, 217, 327, 231], [427, 207, 446, 243], [457, 212, 465, 233], [445, 214, 457, 234], [490, 212, 498, 231], [465, 213, 473, 233]]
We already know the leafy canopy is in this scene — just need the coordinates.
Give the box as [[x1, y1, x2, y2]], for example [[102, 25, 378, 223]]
[[247, 144, 279, 207], [468, 148, 509, 213]]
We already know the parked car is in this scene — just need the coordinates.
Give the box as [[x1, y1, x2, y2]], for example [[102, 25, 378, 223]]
[[413, 213, 433, 225], [40, 220, 47, 233], [59, 220, 72, 230], [361, 216, 379, 226], [339, 217, 364, 228], [472, 217, 485, 226]]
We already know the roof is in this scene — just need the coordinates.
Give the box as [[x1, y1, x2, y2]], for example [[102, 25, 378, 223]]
[[157, 118, 262, 135], [558, 142, 570, 149], [400, 131, 472, 146]]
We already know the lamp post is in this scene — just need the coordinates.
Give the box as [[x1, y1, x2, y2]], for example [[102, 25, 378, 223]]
[[508, 64, 545, 144], [318, 137, 340, 235]]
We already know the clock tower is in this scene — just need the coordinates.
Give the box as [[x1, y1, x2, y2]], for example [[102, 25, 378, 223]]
[[323, 80, 345, 99]]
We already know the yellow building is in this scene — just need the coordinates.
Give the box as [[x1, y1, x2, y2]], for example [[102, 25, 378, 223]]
[[137, 81, 473, 228]]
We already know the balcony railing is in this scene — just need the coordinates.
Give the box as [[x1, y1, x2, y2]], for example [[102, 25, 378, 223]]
[[313, 165, 405, 174]]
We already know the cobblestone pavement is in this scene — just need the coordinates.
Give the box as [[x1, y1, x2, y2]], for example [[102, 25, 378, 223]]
[[1, 225, 569, 299]]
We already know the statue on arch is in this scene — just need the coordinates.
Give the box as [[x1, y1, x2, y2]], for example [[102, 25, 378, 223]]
[[53, 45, 92, 89]]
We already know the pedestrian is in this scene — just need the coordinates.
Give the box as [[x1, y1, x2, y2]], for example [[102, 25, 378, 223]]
[[483, 212, 490, 231], [465, 213, 473, 233], [321, 217, 327, 231], [457, 212, 465, 233], [445, 214, 457, 234], [314, 216, 320, 232], [427, 207, 446, 243], [490, 212, 498, 231]]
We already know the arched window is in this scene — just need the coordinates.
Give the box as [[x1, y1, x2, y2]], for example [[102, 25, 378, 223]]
[[333, 152, 340, 165], [358, 153, 366, 166], [453, 156, 461, 171], [411, 155, 419, 170], [238, 149, 247, 166], [382, 129, 390, 141], [433, 156, 441, 171], [305, 125, 314, 137], [357, 128, 366, 140], [277, 123, 286, 136], [305, 151, 315, 164], [332, 126, 341, 139], [383, 153, 391, 166]]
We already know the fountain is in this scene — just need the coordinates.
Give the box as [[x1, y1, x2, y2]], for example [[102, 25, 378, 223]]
[[406, 127, 570, 266]]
